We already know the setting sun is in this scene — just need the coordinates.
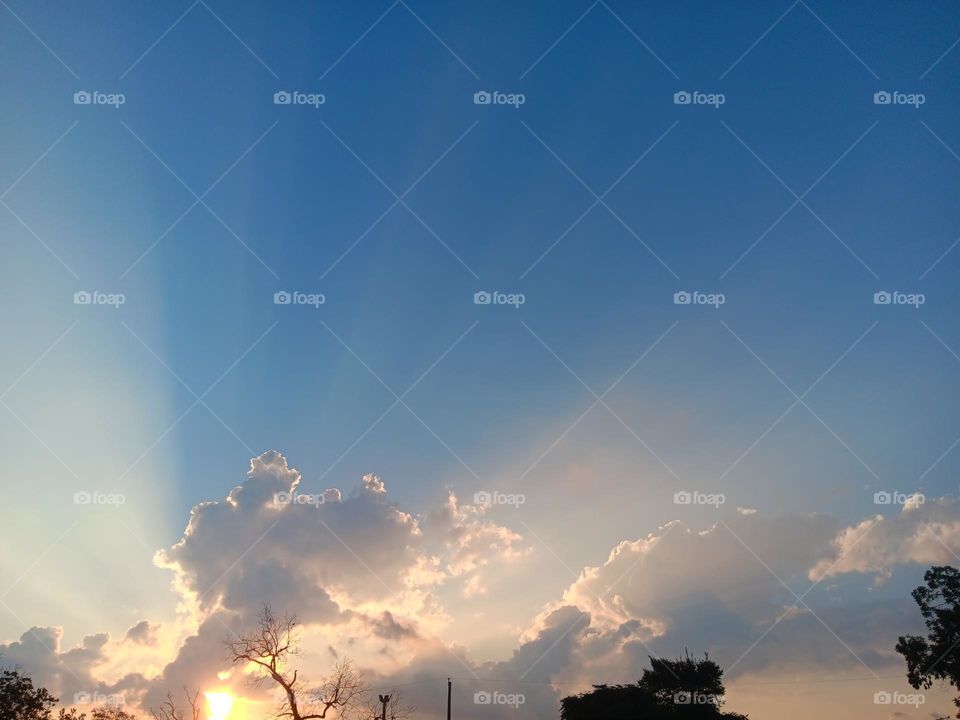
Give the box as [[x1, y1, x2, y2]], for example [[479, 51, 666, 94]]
[[204, 692, 234, 720]]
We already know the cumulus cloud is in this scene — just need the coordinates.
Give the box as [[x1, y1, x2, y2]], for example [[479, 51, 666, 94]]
[[809, 497, 960, 583], [525, 504, 958, 688], [421, 491, 527, 577], [0, 626, 145, 708], [142, 451, 528, 708], [156, 452, 525, 623], [557, 514, 838, 635]]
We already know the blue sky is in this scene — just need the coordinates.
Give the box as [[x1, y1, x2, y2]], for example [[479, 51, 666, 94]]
[[2, 2, 960, 718]]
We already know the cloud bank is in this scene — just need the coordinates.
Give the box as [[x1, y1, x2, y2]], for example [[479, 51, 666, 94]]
[[2, 451, 957, 719]]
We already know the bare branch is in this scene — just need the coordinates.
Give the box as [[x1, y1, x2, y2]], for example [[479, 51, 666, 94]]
[[224, 603, 372, 720], [148, 687, 200, 720]]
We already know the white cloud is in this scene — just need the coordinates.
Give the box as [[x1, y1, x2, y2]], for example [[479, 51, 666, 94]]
[[521, 504, 958, 688], [142, 451, 528, 709], [0, 626, 146, 708], [809, 497, 960, 583]]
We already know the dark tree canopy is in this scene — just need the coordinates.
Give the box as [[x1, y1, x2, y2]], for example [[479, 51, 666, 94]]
[[561, 684, 659, 719], [0, 668, 58, 720], [0, 666, 136, 720], [91, 709, 139, 720], [561, 653, 748, 720], [639, 652, 727, 706], [896, 565, 960, 716]]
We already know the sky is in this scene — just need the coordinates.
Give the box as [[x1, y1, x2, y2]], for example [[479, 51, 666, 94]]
[[1, 1, 960, 719]]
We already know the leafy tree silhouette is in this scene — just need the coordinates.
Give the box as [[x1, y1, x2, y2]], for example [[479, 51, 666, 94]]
[[91, 708, 138, 720], [639, 652, 726, 706], [0, 666, 132, 720], [561, 683, 658, 719], [897, 565, 960, 718], [561, 652, 748, 719], [0, 667, 58, 720]]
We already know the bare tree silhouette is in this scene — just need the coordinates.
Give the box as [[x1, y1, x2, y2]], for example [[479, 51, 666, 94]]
[[148, 688, 200, 720], [225, 604, 369, 720]]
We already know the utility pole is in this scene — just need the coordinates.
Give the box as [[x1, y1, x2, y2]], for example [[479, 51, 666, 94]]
[[379, 694, 390, 720], [446, 678, 451, 720]]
